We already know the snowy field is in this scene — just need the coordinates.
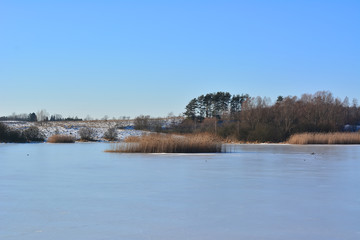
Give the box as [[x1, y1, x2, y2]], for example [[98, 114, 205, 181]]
[[2, 120, 144, 141]]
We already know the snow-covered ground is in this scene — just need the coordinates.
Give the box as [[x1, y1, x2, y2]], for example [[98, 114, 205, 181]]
[[2, 120, 144, 141]]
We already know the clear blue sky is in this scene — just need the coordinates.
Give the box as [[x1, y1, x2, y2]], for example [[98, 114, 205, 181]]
[[1, 0, 359, 119]]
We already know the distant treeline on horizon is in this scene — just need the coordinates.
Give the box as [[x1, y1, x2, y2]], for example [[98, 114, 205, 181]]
[[177, 90, 360, 142], [2, 90, 360, 143], [0, 113, 83, 122], [0, 111, 133, 122]]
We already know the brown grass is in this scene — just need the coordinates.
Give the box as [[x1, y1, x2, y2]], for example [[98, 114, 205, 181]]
[[123, 135, 141, 143], [288, 132, 360, 144], [48, 134, 76, 143], [107, 133, 223, 153]]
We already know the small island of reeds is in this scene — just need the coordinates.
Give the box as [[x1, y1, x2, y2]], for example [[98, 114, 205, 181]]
[[106, 133, 222, 153], [288, 132, 360, 144]]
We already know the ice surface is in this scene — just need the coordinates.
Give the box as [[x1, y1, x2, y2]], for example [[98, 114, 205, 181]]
[[0, 144, 360, 240]]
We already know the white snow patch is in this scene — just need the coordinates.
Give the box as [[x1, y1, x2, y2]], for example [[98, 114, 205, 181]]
[[2, 120, 145, 141]]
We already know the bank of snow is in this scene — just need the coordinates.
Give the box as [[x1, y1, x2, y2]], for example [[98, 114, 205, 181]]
[[2, 121, 144, 142]]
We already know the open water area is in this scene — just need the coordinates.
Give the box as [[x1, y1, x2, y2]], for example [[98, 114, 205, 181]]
[[0, 143, 359, 240]]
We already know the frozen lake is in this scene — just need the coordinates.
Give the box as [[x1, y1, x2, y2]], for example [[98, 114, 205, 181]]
[[1, 143, 360, 240]]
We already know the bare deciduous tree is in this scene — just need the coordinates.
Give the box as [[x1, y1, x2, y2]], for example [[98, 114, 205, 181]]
[[37, 109, 49, 122]]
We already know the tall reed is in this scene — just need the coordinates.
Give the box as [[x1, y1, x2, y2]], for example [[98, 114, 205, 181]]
[[47, 134, 76, 143], [107, 133, 222, 153], [123, 135, 141, 143], [288, 132, 360, 144]]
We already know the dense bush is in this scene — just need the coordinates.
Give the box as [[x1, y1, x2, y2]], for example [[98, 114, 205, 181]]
[[22, 126, 45, 142], [8, 129, 26, 142], [0, 123, 44, 142], [1, 126, 25, 142], [0, 122, 8, 140]]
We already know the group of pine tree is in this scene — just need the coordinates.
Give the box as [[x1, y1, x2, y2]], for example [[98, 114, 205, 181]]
[[180, 91, 360, 142]]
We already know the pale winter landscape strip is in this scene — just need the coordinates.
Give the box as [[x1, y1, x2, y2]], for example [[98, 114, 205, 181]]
[[2, 120, 144, 142]]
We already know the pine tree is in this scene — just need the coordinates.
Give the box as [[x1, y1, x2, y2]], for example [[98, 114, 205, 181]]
[[185, 98, 198, 120]]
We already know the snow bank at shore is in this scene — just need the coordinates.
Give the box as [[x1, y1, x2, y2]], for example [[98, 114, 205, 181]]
[[2, 120, 144, 141]]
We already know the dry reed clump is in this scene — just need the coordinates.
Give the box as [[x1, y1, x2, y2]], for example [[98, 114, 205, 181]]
[[107, 133, 222, 153], [47, 134, 76, 143], [123, 135, 141, 143], [288, 132, 360, 144]]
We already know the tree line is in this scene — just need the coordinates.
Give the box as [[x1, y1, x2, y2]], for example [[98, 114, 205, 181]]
[[0, 112, 82, 122], [185, 92, 250, 120], [2, 91, 359, 143], [179, 91, 360, 142]]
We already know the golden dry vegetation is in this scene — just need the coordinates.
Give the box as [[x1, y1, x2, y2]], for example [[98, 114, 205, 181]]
[[287, 132, 360, 144], [47, 134, 76, 143], [107, 133, 222, 153]]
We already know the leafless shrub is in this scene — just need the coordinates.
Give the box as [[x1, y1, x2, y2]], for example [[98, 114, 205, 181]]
[[103, 127, 117, 141], [79, 127, 96, 141], [134, 115, 150, 130]]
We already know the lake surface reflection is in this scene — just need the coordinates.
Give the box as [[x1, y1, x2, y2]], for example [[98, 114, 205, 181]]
[[1, 143, 360, 240]]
